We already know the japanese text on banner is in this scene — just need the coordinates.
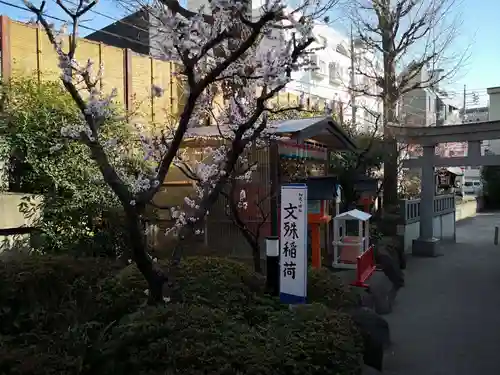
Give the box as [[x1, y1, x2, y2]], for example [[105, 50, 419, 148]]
[[279, 184, 307, 303]]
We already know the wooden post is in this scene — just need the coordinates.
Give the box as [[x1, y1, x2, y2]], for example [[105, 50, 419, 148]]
[[0, 16, 12, 81], [123, 48, 133, 117], [333, 217, 339, 264], [311, 224, 321, 269], [358, 219, 363, 256], [365, 220, 370, 252], [269, 141, 280, 237]]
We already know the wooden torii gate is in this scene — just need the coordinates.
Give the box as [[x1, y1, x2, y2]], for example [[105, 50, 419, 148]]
[[388, 120, 500, 256]]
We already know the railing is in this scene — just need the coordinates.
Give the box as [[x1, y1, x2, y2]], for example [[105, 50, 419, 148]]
[[400, 195, 456, 224]]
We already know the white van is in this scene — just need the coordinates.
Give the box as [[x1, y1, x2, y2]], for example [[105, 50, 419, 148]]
[[463, 180, 482, 195]]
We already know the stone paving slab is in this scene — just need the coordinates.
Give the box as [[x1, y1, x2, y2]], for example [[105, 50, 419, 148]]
[[381, 213, 500, 375]]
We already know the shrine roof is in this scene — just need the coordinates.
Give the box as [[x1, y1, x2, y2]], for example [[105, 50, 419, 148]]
[[335, 209, 371, 221], [185, 116, 358, 152]]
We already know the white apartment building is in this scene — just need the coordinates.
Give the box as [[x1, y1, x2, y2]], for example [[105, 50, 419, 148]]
[[185, 0, 382, 132], [285, 22, 382, 132]]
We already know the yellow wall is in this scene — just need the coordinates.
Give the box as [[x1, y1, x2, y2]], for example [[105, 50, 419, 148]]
[[5, 17, 327, 122], [6, 18, 184, 121]]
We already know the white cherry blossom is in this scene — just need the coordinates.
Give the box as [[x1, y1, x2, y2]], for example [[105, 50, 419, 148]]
[[24, 0, 321, 302]]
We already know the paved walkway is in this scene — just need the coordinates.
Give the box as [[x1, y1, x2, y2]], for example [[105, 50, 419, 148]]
[[383, 213, 500, 375]]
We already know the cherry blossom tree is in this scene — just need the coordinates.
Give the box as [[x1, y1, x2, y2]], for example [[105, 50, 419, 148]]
[[24, 0, 319, 304]]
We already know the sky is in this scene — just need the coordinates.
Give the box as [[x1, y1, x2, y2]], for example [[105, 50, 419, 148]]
[[0, 0, 496, 107]]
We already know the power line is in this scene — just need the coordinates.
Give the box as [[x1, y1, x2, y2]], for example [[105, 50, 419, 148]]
[[1, 0, 494, 116], [24, 1, 496, 98], [62, 0, 150, 36], [0, 0, 160, 53]]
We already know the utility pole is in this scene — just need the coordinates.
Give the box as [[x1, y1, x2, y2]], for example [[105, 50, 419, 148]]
[[350, 23, 356, 127], [435, 96, 442, 126], [462, 84, 466, 122]]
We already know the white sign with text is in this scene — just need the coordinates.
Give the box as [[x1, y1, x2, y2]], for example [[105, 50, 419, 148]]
[[279, 183, 308, 304]]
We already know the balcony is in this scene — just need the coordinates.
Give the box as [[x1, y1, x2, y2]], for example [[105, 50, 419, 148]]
[[310, 54, 327, 80]]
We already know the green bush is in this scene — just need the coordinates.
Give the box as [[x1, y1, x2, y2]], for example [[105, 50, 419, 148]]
[[0, 76, 146, 257], [266, 304, 363, 375], [120, 258, 362, 322], [0, 255, 143, 335], [308, 267, 360, 309], [0, 329, 86, 375], [0, 255, 363, 375], [118, 256, 285, 324], [91, 303, 362, 375]]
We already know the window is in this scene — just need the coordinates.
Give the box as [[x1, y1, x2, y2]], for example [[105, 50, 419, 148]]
[[464, 182, 473, 187], [319, 60, 327, 75], [329, 62, 339, 84]]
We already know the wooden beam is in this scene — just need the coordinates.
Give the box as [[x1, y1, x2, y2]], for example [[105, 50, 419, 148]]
[[402, 155, 500, 168]]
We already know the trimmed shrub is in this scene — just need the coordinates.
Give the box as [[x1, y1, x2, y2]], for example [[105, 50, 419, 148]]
[[0, 255, 143, 335], [0, 255, 364, 375], [266, 303, 363, 375], [91, 304, 268, 375], [119, 258, 362, 322], [0, 330, 86, 375], [118, 256, 284, 324], [90, 303, 362, 375], [307, 267, 360, 309]]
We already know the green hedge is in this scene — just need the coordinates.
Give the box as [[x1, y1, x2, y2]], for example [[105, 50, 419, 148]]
[[0, 255, 363, 375], [0, 255, 144, 335], [118, 257, 285, 325], [119, 257, 360, 315], [92, 303, 362, 375], [308, 267, 360, 309]]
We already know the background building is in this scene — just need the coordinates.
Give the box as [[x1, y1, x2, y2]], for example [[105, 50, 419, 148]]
[[400, 67, 461, 127], [462, 106, 489, 123], [87, 2, 383, 132], [283, 20, 383, 132], [85, 7, 152, 56]]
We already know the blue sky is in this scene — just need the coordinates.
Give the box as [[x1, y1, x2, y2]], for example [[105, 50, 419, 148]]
[[0, 0, 495, 106]]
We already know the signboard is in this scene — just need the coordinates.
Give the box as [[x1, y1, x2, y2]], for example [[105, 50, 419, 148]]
[[280, 184, 308, 304], [307, 200, 321, 214]]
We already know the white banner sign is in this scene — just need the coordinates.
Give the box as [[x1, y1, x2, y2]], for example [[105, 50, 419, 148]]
[[279, 183, 308, 304]]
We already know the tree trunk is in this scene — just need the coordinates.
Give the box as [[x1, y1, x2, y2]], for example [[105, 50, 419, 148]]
[[124, 207, 165, 305], [250, 239, 262, 274], [236, 222, 262, 273], [381, 18, 399, 236], [382, 98, 399, 236]]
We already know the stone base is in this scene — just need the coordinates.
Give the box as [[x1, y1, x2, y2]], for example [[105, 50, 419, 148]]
[[412, 237, 440, 257]]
